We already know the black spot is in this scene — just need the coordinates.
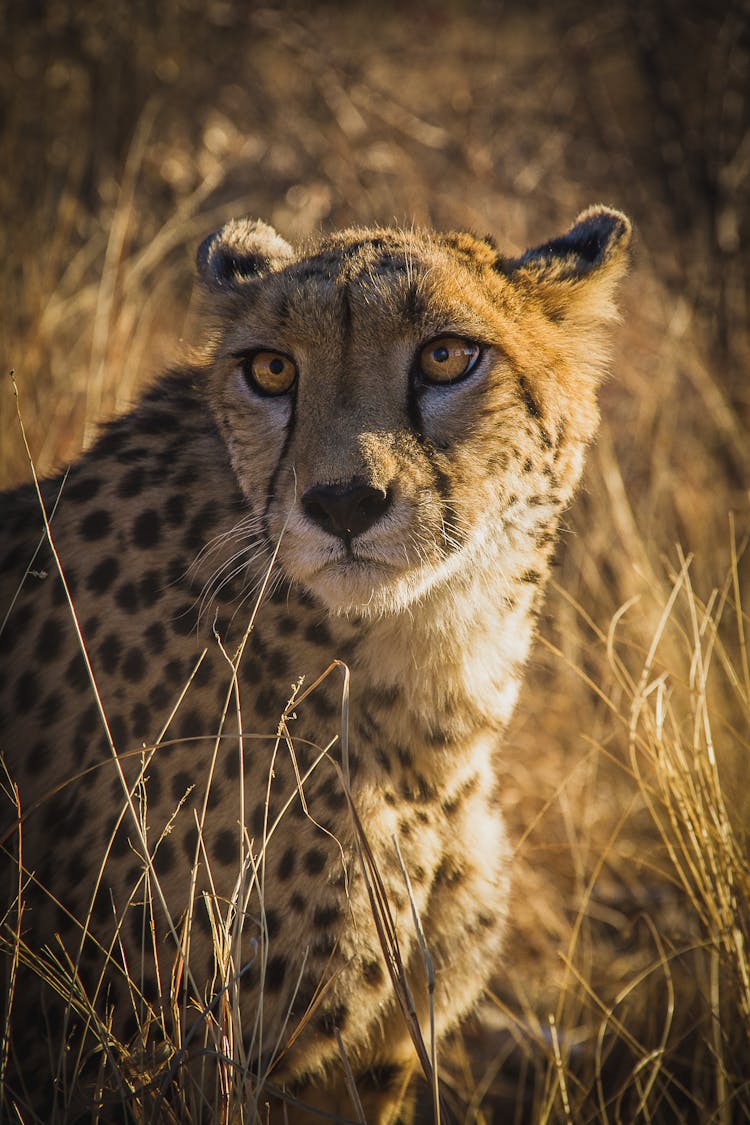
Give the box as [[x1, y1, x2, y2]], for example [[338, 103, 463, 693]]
[[171, 602, 197, 637], [47, 790, 87, 839], [265, 954, 287, 992], [51, 567, 78, 604], [218, 744, 239, 784], [28, 740, 51, 771], [164, 659, 185, 685], [521, 569, 541, 584], [277, 847, 296, 882], [442, 793, 462, 816], [65, 476, 101, 503], [94, 426, 128, 457], [264, 909, 281, 939], [39, 690, 62, 727], [144, 622, 167, 655], [147, 767, 162, 806], [34, 617, 63, 663], [117, 466, 147, 499], [116, 444, 149, 465], [193, 658, 214, 688], [139, 570, 162, 607], [518, 376, 542, 420], [396, 745, 413, 769], [79, 510, 111, 541], [270, 583, 291, 606], [324, 786, 347, 812], [313, 931, 336, 958], [106, 819, 130, 859], [67, 851, 88, 886], [309, 691, 336, 720], [171, 769, 193, 802], [313, 903, 340, 930], [67, 651, 89, 693], [76, 702, 99, 740], [132, 509, 161, 549], [153, 838, 175, 878], [362, 959, 384, 988], [178, 707, 202, 742], [317, 1004, 347, 1037], [181, 824, 198, 861], [267, 648, 289, 678], [131, 702, 151, 737], [255, 689, 279, 719], [371, 684, 399, 708], [182, 503, 215, 553], [164, 494, 186, 528], [166, 557, 188, 587], [277, 615, 297, 636], [304, 848, 326, 876], [250, 803, 267, 837], [87, 556, 119, 594], [121, 647, 146, 684], [109, 713, 128, 746], [434, 859, 463, 888], [373, 744, 391, 774], [174, 463, 199, 488], [99, 634, 122, 675], [214, 828, 236, 866], [115, 582, 141, 614], [241, 657, 262, 686], [415, 775, 436, 802], [357, 1062, 402, 1092], [149, 682, 170, 710], [83, 614, 100, 639], [289, 892, 305, 914], [91, 888, 114, 924], [305, 619, 332, 647]]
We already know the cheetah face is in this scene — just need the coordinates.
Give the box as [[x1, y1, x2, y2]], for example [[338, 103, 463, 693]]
[[201, 213, 630, 616]]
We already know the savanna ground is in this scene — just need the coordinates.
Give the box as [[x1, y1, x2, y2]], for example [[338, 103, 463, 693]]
[[1, 0, 749, 1120]]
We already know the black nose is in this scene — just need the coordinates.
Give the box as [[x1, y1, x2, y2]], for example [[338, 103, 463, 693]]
[[301, 480, 391, 540]]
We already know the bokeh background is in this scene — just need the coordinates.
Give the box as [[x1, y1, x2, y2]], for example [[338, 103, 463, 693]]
[[2, 1, 749, 1120]]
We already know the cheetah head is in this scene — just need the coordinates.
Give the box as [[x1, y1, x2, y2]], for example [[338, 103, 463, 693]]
[[196, 209, 631, 616]]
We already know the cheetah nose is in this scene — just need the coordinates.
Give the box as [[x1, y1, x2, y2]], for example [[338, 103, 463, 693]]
[[301, 480, 391, 540]]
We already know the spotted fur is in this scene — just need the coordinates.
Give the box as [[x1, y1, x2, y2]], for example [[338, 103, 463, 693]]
[[0, 207, 630, 1122]]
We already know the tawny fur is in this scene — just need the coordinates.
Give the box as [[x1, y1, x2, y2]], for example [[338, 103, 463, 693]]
[[0, 207, 630, 1122]]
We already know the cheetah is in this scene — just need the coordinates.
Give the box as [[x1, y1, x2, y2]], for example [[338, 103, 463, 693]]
[[0, 207, 630, 1122]]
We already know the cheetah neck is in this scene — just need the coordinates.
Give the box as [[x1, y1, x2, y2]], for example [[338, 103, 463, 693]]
[[351, 530, 548, 749]]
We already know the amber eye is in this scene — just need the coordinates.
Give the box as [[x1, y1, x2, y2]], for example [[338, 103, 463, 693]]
[[418, 336, 481, 385], [244, 351, 297, 396]]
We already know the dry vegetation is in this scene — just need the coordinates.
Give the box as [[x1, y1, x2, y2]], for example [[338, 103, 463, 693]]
[[1, 0, 749, 1121]]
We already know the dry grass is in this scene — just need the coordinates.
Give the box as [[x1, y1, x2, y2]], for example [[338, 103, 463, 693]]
[[1, 0, 749, 1120]]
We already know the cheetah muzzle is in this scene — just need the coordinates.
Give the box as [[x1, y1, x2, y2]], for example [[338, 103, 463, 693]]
[[0, 207, 630, 1122]]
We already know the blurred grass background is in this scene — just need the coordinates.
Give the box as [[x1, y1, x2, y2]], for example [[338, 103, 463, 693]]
[[1, 0, 749, 1120]]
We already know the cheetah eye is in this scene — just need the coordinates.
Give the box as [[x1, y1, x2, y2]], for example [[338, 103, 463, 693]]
[[417, 336, 481, 385], [242, 351, 297, 396]]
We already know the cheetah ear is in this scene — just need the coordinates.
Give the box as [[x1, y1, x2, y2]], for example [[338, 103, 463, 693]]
[[197, 218, 294, 291], [499, 206, 631, 321]]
